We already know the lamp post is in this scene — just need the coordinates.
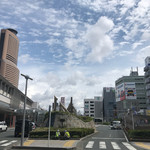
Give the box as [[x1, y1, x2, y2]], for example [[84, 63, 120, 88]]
[[21, 74, 33, 146]]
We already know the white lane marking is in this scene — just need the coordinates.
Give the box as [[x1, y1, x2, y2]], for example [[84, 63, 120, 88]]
[[92, 137, 125, 140], [122, 142, 137, 150], [0, 140, 8, 144], [111, 142, 121, 149], [99, 141, 106, 149], [1, 140, 17, 146], [85, 141, 94, 148], [122, 130, 129, 142]]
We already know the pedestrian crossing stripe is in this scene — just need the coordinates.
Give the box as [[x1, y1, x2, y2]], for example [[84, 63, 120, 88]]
[[0, 140, 8, 144], [122, 142, 137, 150], [99, 141, 106, 149], [111, 142, 120, 149], [0, 140, 17, 147], [85, 141, 94, 148], [85, 141, 137, 150]]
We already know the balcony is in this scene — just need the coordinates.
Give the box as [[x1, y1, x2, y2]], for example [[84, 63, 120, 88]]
[[146, 84, 150, 90], [145, 71, 150, 77], [145, 78, 150, 84]]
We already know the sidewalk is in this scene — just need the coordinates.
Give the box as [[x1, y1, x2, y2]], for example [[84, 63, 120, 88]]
[[12, 139, 79, 150], [132, 142, 150, 150]]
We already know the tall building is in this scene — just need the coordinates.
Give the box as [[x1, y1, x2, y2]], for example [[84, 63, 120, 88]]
[[144, 56, 150, 109], [0, 28, 19, 87], [115, 68, 146, 118], [84, 96, 103, 122], [103, 87, 116, 122]]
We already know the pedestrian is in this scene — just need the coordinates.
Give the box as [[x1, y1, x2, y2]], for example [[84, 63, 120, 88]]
[[55, 129, 61, 139], [64, 130, 70, 140]]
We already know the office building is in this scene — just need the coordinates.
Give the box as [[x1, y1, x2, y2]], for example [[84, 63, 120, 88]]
[[115, 68, 146, 118], [103, 87, 116, 122], [84, 96, 103, 122], [144, 57, 150, 109], [0, 28, 19, 87]]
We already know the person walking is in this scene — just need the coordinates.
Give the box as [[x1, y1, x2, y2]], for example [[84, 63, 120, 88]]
[[55, 129, 61, 139], [64, 130, 70, 140]]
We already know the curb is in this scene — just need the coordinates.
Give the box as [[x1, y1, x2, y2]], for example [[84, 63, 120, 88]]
[[12, 146, 76, 150]]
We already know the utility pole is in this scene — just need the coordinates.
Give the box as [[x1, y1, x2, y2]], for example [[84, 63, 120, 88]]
[[48, 105, 51, 147], [21, 74, 33, 146]]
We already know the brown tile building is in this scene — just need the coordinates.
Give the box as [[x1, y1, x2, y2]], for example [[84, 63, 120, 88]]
[[0, 28, 19, 87]]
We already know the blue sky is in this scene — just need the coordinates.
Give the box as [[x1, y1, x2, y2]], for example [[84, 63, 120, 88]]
[[0, 0, 150, 112]]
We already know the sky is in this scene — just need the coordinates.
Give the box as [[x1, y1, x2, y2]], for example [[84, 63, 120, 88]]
[[0, 0, 150, 113]]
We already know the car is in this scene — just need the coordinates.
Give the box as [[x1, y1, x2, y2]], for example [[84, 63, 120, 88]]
[[14, 120, 32, 137], [0, 121, 7, 131], [110, 121, 121, 130], [31, 122, 36, 130]]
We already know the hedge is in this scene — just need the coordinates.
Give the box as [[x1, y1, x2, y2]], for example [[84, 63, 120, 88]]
[[128, 130, 150, 139], [29, 127, 94, 139]]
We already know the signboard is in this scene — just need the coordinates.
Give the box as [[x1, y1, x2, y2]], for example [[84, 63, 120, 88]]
[[124, 82, 136, 99], [106, 87, 110, 92], [61, 97, 65, 106], [116, 83, 125, 102], [146, 110, 150, 116]]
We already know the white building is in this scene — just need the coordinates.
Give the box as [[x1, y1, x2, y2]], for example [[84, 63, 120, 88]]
[[84, 96, 103, 122]]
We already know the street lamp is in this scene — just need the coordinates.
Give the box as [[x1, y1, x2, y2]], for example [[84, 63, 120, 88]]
[[21, 74, 33, 146]]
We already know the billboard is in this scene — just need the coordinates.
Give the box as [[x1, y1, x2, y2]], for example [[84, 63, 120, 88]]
[[116, 83, 125, 102], [124, 82, 136, 99]]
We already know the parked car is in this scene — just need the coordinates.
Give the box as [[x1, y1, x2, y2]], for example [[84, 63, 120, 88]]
[[31, 122, 36, 130], [14, 120, 32, 137], [0, 121, 7, 131], [110, 121, 121, 130]]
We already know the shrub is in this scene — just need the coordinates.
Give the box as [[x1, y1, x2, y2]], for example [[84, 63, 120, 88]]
[[128, 130, 150, 139], [29, 127, 94, 139]]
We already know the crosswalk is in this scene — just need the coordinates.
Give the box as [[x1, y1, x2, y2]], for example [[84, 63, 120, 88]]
[[85, 141, 137, 150], [0, 140, 17, 147]]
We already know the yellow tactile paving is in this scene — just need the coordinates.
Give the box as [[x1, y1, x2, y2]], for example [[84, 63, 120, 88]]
[[23, 140, 35, 146], [63, 140, 76, 147], [134, 142, 150, 150]]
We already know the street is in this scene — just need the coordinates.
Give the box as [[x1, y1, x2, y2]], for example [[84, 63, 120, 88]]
[[0, 128, 21, 150], [76, 125, 146, 150]]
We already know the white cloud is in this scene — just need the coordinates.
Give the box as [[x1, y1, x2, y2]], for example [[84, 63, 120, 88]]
[[132, 42, 143, 49], [135, 45, 150, 65], [86, 16, 114, 63], [18, 54, 33, 64]]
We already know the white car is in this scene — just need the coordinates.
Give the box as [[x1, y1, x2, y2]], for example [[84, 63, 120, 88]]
[[110, 121, 121, 129], [0, 121, 7, 131]]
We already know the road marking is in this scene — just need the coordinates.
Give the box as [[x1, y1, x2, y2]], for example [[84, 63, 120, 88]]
[[99, 141, 106, 149], [63, 140, 76, 147], [1, 140, 17, 146], [122, 142, 137, 150], [111, 142, 121, 149], [23, 140, 35, 146], [133, 142, 150, 150], [92, 137, 125, 140], [85, 141, 94, 148], [0, 140, 8, 144], [122, 130, 129, 142]]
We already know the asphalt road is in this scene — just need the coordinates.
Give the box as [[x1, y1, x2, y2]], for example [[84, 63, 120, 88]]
[[0, 128, 21, 150], [76, 125, 146, 150]]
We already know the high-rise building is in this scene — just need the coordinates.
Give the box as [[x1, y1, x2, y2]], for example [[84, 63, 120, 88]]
[[103, 87, 116, 122], [144, 56, 150, 109], [0, 28, 19, 87], [115, 68, 146, 118]]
